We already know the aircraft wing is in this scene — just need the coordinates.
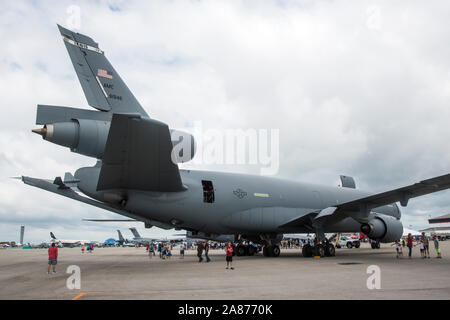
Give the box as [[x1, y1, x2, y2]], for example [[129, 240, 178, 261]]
[[21, 176, 147, 222], [57, 25, 149, 117], [96, 113, 185, 192], [336, 173, 450, 212], [83, 219, 138, 222], [280, 173, 450, 227]]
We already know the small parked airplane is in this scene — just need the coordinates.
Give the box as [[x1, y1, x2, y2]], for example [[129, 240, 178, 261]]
[[50, 232, 90, 247]]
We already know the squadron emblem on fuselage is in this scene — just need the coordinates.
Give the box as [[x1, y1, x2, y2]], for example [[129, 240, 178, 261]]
[[233, 188, 247, 199]]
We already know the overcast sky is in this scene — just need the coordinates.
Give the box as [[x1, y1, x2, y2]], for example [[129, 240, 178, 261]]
[[1, 0, 449, 243]]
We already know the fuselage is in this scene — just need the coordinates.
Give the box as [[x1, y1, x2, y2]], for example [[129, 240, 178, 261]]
[[75, 167, 400, 238]]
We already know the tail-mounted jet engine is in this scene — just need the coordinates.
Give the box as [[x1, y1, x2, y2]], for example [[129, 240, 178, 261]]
[[32, 119, 196, 163], [33, 120, 110, 158], [360, 215, 403, 243]]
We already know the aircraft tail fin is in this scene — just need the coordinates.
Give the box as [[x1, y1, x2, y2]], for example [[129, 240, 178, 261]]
[[129, 227, 141, 239], [57, 24, 149, 117], [117, 230, 125, 242], [50, 232, 56, 240]]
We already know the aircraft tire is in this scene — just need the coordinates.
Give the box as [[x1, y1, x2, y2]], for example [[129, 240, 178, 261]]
[[371, 242, 376, 249], [325, 244, 335, 257], [272, 245, 280, 257], [263, 246, 272, 257], [237, 245, 246, 256], [313, 244, 325, 257], [375, 242, 381, 249], [302, 244, 313, 257]]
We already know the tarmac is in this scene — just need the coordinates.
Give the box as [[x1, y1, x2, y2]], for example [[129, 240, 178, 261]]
[[0, 242, 449, 300]]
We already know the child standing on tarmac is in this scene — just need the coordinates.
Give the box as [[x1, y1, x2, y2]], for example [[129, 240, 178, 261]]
[[180, 243, 185, 259], [148, 243, 154, 259], [419, 239, 425, 258], [225, 241, 234, 270], [166, 244, 172, 259], [393, 240, 403, 258], [433, 235, 442, 259]]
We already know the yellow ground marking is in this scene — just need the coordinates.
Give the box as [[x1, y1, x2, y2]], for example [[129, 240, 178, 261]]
[[65, 291, 104, 300], [72, 293, 85, 300]]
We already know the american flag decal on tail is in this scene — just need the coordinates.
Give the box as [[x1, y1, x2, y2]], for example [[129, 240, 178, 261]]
[[97, 68, 113, 79]]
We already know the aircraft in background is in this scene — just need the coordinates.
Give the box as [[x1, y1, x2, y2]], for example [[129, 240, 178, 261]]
[[128, 228, 186, 245], [21, 25, 450, 259], [283, 233, 316, 242], [26, 242, 50, 249], [116, 230, 135, 247], [50, 232, 90, 247]]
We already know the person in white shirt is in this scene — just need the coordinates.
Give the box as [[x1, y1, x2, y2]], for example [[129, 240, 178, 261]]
[[394, 240, 403, 258], [180, 243, 185, 259]]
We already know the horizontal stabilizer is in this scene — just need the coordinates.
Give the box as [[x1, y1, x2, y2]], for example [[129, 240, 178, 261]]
[[21, 176, 147, 222], [36, 105, 111, 125]]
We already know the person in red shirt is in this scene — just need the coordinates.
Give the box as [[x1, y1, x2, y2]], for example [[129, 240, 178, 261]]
[[225, 241, 234, 270], [47, 243, 58, 274], [406, 233, 414, 259]]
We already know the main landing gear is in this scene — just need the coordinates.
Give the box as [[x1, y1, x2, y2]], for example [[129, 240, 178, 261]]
[[263, 244, 281, 257], [302, 223, 336, 258], [235, 242, 259, 256], [370, 240, 381, 249], [302, 242, 335, 258]]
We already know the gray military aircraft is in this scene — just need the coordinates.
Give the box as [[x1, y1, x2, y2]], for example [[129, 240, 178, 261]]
[[21, 25, 450, 258], [116, 230, 135, 247], [128, 227, 186, 245]]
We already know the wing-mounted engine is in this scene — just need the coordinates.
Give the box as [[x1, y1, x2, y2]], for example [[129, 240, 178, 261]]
[[360, 214, 403, 243]]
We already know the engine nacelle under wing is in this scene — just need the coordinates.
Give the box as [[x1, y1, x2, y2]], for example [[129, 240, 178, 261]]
[[360, 215, 403, 243]]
